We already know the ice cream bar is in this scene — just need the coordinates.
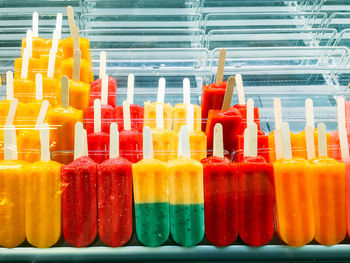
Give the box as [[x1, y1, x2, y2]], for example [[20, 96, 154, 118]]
[[144, 78, 172, 129], [310, 123, 346, 245], [46, 76, 83, 164], [132, 126, 170, 246], [25, 124, 62, 248], [168, 126, 204, 246], [274, 122, 314, 247], [201, 123, 238, 246], [61, 122, 97, 247], [97, 123, 133, 247], [87, 99, 109, 163]]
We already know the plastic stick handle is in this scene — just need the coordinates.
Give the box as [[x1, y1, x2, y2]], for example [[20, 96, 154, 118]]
[[235, 73, 245, 105], [213, 123, 224, 158], [305, 98, 314, 128], [94, 99, 102, 133], [5, 98, 18, 125], [55, 13, 62, 39], [317, 123, 328, 157], [61, 75, 69, 108], [35, 73, 43, 100], [101, 74, 108, 105], [183, 78, 191, 105], [74, 122, 84, 160], [99, 51, 106, 79], [216, 49, 226, 84], [305, 125, 316, 160], [6, 71, 13, 101], [221, 76, 235, 111], [40, 123, 50, 162], [110, 122, 119, 159], [156, 103, 164, 129], [127, 73, 135, 105], [123, 100, 131, 131], [178, 126, 191, 158], [32, 12, 39, 37], [157, 78, 166, 103], [281, 122, 292, 160], [143, 126, 153, 160]]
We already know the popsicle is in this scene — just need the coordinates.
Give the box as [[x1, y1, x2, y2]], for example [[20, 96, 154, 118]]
[[46, 75, 83, 164], [97, 123, 132, 247], [25, 123, 62, 248], [61, 122, 97, 247], [89, 51, 117, 108], [87, 99, 109, 163], [274, 122, 314, 247], [144, 78, 172, 130], [201, 123, 238, 246], [168, 126, 204, 247], [201, 49, 226, 131], [0, 124, 26, 248], [309, 122, 346, 246], [119, 101, 143, 163], [173, 78, 201, 133], [152, 104, 175, 162], [238, 122, 274, 246], [132, 126, 170, 246], [86, 75, 116, 134], [115, 74, 144, 132], [206, 76, 242, 154]]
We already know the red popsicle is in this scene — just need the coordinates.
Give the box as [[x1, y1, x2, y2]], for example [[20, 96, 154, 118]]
[[119, 100, 143, 163], [87, 99, 109, 163], [97, 123, 133, 247], [202, 123, 238, 246], [238, 122, 274, 246], [61, 122, 97, 247]]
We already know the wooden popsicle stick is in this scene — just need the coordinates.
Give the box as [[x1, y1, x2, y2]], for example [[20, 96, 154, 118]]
[[74, 122, 84, 160], [101, 74, 108, 105], [186, 103, 194, 132], [26, 29, 33, 59], [94, 99, 102, 133], [317, 123, 328, 157], [305, 98, 314, 129], [221, 76, 235, 111], [72, 25, 80, 55], [183, 78, 191, 105], [5, 98, 18, 125], [216, 49, 226, 84], [235, 74, 245, 105], [337, 97, 346, 130], [72, 49, 81, 82], [4, 124, 17, 161], [47, 49, 56, 78], [123, 100, 131, 131], [244, 123, 258, 157], [21, 48, 29, 79], [82, 128, 88, 157], [156, 103, 164, 129], [55, 13, 62, 39], [66, 6, 76, 35], [247, 98, 254, 126], [213, 123, 224, 158], [32, 12, 39, 37], [305, 125, 316, 160], [157, 78, 166, 103], [273, 98, 282, 131], [99, 51, 106, 79], [35, 100, 49, 129], [109, 122, 119, 159], [143, 126, 153, 160], [281, 122, 292, 160], [274, 129, 283, 160], [6, 71, 13, 101], [178, 126, 191, 158], [127, 73, 135, 105], [40, 123, 50, 162], [61, 75, 69, 108], [35, 73, 43, 100]]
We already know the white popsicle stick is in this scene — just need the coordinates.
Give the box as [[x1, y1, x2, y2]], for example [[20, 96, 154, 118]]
[[5, 98, 18, 125], [4, 124, 17, 161], [318, 123, 328, 157], [35, 100, 49, 129], [157, 78, 166, 103], [109, 122, 119, 159], [94, 99, 102, 133], [6, 71, 13, 101], [337, 97, 346, 130], [305, 98, 314, 128], [82, 128, 88, 156], [305, 125, 316, 160], [51, 29, 59, 53], [143, 126, 153, 160], [244, 123, 258, 157], [216, 49, 226, 84], [101, 74, 108, 105], [35, 73, 43, 100], [40, 123, 50, 162], [156, 103, 164, 129], [74, 122, 84, 160], [72, 49, 81, 82], [32, 12, 39, 38], [273, 98, 282, 131], [247, 98, 254, 126], [186, 103, 194, 132], [281, 122, 292, 160], [337, 97, 350, 159], [55, 13, 62, 39], [21, 48, 29, 79], [274, 129, 283, 160], [178, 126, 191, 158], [61, 75, 69, 108], [47, 49, 56, 78], [235, 73, 245, 105], [99, 51, 106, 79], [26, 29, 33, 59], [183, 78, 191, 105], [127, 73, 135, 105], [123, 100, 131, 131], [213, 123, 224, 158]]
